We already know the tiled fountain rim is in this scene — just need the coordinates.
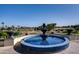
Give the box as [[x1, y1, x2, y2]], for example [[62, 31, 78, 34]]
[[19, 34, 70, 48]]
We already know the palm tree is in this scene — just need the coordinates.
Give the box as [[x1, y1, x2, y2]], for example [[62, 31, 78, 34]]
[[1, 22, 4, 28], [1, 22, 5, 31], [11, 25, 15, 30]]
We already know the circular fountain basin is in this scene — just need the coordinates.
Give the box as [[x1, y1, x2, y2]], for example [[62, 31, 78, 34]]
[[20, 35, 69, 52]]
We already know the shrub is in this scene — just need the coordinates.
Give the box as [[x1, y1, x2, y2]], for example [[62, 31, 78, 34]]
[[7, 31, 14, 37], [25, 33, 28, 35], [14, 32, 20, 36], [66, 29, 73, 35], [51, 32, 54, 34], [0, 32, 8, 39], [62, 30, 67, 33]]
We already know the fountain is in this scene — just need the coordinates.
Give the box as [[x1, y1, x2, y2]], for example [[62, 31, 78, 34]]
[[40, 23, 47, 41], [14, 23, 69, 53]]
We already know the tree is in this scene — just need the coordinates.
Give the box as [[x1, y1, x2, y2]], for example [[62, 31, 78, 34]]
[[66, 29, 73, 35], [1, 22, 4, 27], [1, 22, 5, 31], [7, 27, 12, 31], [11, 25, 15, 30], [47, 23, 56, 31], [5, 25, 8, 29]]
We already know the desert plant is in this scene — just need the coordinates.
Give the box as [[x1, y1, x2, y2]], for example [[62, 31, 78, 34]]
[[47, 23, 56, 31], [7, 31, 14, 37], [14, 32, 20, 36], [0, 32, 8, 39], [66, 29, 73, 35]]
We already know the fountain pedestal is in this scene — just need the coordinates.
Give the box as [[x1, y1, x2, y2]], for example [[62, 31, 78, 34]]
[[40, 23, 47, 40]]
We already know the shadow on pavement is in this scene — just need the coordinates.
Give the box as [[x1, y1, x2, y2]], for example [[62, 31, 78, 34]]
[[13, 42, 69, 54]]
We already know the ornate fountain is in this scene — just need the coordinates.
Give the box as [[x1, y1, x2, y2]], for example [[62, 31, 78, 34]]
[[14, 23, 70, 54]]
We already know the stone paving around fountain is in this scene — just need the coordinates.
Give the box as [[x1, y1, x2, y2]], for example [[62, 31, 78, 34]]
[[0, 40, 79, 54]]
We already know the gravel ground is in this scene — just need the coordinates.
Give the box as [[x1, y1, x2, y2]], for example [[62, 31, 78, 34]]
[[0, 40, 79, 54]]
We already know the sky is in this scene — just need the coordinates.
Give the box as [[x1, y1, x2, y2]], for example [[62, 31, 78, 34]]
[[0, 4, 79, 27]]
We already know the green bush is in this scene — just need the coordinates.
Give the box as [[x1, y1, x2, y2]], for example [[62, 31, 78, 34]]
[[0, 32, 8, 39], [14, 32, 20, 36], [66, 29, 73, 35], [73, 31, 79, 34], [7, 31, 14, 37], [62, 30, 67, 33]]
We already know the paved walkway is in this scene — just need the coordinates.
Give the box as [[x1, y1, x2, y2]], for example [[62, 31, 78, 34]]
[[0, 46, 18, 54], [0, 40, 79, 54], [57, 40, 79, 54]]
